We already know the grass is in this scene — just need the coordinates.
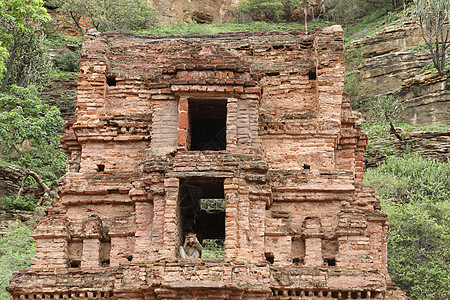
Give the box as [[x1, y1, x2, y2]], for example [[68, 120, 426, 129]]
[[49, 70, 78, 79], [422, 60, 450, 73], [362, 122, 450, 139], [45, 33, 83, 49], [135, 20, 335, 36], [344, 8, 402, 43]]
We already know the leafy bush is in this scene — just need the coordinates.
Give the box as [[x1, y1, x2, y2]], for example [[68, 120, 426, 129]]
[[366, 154, 449, 204], [202, 239, 225, 258], [0, 222, 36, 299], [236, 0, 306, 23], [237, 0, 286, 22], [54, 51, 80, 72], [55, 0, 158, 33], [365, 155, 450, 299], [383, 199, 450, 300], [0, 85, 66, 198], [422, 60, 450, 73], [1, 195, 37, 211]]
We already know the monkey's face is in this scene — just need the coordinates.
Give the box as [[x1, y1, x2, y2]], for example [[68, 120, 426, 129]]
[[185, 233, 197, 246]]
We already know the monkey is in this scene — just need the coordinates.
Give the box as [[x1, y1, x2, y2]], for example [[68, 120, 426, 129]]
[[179, 233, 202, 258]]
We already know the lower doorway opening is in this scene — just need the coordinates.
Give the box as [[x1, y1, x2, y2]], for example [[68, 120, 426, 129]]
[[179, 178, 225, 258]]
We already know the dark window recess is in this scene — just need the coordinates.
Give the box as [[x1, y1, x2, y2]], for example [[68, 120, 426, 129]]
[[179, 178, 225, 257], [189, 99, 226, 151], [97, 164, 105, 172], [101, 259, 110, 267], [106, 76, 117, 86], [265, 252, 274, 264], [325, 258, 336, 266], [69, 260, 80, 268], [308, 69, 317, 80], [303, 164, 311, 170]]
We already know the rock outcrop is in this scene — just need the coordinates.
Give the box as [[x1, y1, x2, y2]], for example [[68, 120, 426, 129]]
[[364, 129, 450, 168], [8, 26, 407, 299], [151, 0, 240, 23], [350, 24, 450, 126]]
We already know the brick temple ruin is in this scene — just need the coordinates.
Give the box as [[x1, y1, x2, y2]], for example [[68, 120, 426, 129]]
[[8, 26, 407, 299]]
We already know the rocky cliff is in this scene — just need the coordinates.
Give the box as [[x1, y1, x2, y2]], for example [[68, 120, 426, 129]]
[[150, 0, 241, 23], [364, 129, 450, 168], [350, 24, 450, 126]]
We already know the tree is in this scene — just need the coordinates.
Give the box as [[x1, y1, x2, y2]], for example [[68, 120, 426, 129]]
[[366, 95, 404, 140], [0, 85, 64, 204], [53, 0, 158, 33], [409, 0, 450, 75], [0, 0, 51, 85]]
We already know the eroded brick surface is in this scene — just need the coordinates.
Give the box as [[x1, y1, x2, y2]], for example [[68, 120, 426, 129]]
[[8, 27, 408, 300]]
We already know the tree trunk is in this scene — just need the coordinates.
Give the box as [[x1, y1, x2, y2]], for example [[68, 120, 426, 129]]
[[25, 168, 51, 205]]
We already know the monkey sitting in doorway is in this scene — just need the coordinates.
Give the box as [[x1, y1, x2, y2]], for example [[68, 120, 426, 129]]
[[179, 233, 202, 258]]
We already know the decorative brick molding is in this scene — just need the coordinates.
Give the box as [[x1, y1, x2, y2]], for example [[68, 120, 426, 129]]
[[8, 27, 407, 300]]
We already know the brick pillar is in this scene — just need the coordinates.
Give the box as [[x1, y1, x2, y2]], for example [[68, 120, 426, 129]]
[[177, 97, 189, 149], [226, 98, 238, 151], [130, 182, 153, 262], [303, 217, 324, 266], [80, 215, 104, 268], [81, 239, 101, 268], [31, 216, 70, 269], [336, 209, 372, 268], [224, 177, 238, 260], [161, 177, 179, 257]]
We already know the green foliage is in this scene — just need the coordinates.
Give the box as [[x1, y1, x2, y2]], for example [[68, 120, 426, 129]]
[[422, 60, 450, 73], [382, 199, 450, 300], [326, 1, 393, 26], [0, 0, 51, 85], [138, 21, 331, 37], [1, 195, 37, 211], [0, 85, 65, 186], [202, 239, 225, 259], [367, 154, 449, 204], [45, 33, 82, 49], [0, 221, 36, 299], [407, 43, 431, 52], [366, 95, 404, 124], [407, 0, 450, 75], [344, 71, 365, 108], [0, 28, 52, 89], [201, 198, 225, 210], [54, 50, 80, 72], [362, 122, 450, 140], [237, 0, 286, 22], [365, 155, 450, 299], [54, 0, 158, 33], [342, 8, 396, 42]]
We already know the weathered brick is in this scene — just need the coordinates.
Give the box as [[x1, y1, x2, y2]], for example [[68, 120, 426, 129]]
[[7, 27, 407, 300]]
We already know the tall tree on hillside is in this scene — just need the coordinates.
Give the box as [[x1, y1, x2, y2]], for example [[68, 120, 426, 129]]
[[409, 0, 450, 75], [52, 0, 158, 33], [0, 85, 64, 204], [0, 0, 52, 90]]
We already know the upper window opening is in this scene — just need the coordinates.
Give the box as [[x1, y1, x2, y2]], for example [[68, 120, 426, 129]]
[[189, 99, 226, 151]]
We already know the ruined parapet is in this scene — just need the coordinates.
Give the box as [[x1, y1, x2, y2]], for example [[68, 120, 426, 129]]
[[8, 26, 407, 299]]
